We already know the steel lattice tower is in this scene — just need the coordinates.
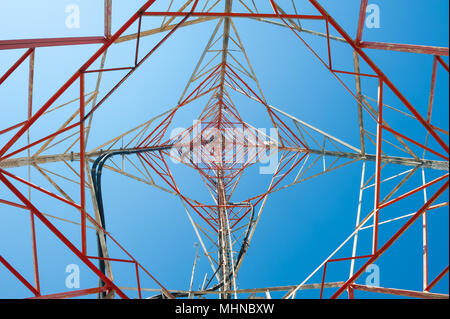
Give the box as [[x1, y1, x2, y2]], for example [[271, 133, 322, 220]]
[[0, 1, 448, 299]]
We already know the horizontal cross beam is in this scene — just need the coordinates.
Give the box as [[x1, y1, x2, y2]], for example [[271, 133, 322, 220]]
[[0, 37, 107, 50], [1, 147, 447, 171]]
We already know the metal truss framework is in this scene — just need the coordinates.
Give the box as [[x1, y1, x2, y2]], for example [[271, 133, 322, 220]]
[[0, 0, 448, 299]]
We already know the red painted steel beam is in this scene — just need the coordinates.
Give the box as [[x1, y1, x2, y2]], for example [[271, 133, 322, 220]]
[[0, 172, 129, 299], [326, 17, 332, 68], [80, 73, 87, 255], [3, 122, 80, 160], [0, 256, 40, 296], [29, 286, 109, 299], [427, 57, 439, 123], [87, 256, 135, 264], [0, 37, 107, 50], [135, 263, 142, 299], [331, 180, 449, 299], [356, 0, 368, 44], [104, 0, 112, 39], [379, 173, 449, 210], [143, 12, 324, 20], [381, 125, 448, 160], [359, 41, 449, 56], [348, 287, 355, 299], [1, 168, 174, 298], [0, 198, 28, 209], [436, 56, 449, 72], [426, 266, 449, 292], [0, 48, 33, 85], [307, 0, 449, 155], [135, 15, 143, 65], [84, 0, 201, 121], [0, 168, 82, 209], [320, 255, 372, 298], [0, 121, 27, 136], [0, 0, 159, 159]]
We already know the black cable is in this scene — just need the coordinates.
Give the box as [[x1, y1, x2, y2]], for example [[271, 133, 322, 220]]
[[91, 144, 255, 299], [91, 146, 173, 298]]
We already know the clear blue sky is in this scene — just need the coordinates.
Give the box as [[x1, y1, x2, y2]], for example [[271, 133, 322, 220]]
[[0, 1, 448, 299]]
